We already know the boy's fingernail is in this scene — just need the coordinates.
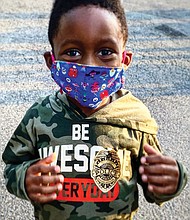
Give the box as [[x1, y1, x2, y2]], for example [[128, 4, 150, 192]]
[[148, 184, 153, 192], [52, 153, 56, 160], [59, 175, 64, 182], [141, 157, 146, 164], [58, 183, 63, 191], [139, 166, 144, 174], [52, 193, 57, 199], [54, 165, 61, 172], [142, 174, 147, 182]]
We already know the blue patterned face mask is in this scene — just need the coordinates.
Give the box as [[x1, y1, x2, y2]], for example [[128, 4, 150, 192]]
[[51, 60, 128, 109]]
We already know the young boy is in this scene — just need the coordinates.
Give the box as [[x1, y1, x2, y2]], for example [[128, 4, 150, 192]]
[[2, 0, 187, 219]]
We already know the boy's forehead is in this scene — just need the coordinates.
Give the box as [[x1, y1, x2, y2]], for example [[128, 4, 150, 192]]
[[61, 6, 119, 29], [60, 5, 118, 22], [54, 6, 123, 44]]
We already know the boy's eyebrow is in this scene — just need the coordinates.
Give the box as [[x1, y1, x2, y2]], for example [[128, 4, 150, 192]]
[[95, 37, 119, 47], [58, 37, 120, 48], [59, 39, 83, 47]]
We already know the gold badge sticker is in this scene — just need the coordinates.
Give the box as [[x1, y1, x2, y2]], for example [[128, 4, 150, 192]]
[[91, 149, 121, 193]]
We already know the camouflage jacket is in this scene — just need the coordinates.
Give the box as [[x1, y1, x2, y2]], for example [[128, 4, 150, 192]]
[[3, 89, 187, 220]]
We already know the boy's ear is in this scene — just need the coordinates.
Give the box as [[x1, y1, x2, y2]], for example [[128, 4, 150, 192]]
[[44, 51, 53, 69], [122, 50, 133, 66]]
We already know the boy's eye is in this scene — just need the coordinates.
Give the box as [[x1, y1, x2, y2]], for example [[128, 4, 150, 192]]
[[98, 49, 113, 56], [64, 49, 80, 57]]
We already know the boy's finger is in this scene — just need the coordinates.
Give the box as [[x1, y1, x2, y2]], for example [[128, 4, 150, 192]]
[[141, 174, 175, 185], [140, 164, 178, 175], [148, 184, 177, 195], [28, 183, 63, 195], [37, 153, 57, 165], [142, 155, 177, 165], [29, 192, 57, 203], [30, 164, 61, 175], [144, 144, 161, 156], [28, 153, 58, 174], [33, 174, 64, 185]]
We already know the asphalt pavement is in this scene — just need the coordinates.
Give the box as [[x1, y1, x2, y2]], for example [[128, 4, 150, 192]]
[[0, 0, 189, 219]]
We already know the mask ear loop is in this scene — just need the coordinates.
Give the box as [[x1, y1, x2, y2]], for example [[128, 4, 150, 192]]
[[50, 51, 63, 94], [122, 50, 132, 66], [122, 50, 127, 63], [50, 51, 55, 63]]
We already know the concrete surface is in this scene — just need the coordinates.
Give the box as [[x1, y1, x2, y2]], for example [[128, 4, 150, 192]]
[[0, 0, 189, 219]]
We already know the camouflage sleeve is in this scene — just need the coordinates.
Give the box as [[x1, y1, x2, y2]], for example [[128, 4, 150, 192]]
[[2, 103, 40, 201], [137, 133, 187, 205]]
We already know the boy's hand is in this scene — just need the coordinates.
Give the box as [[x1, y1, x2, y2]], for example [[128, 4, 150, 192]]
[[139, 144, 179, 195], [25, 153, 64, 203]]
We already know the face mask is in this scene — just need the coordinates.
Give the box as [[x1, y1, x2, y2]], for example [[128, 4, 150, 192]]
[[50, 58, 128, 109]]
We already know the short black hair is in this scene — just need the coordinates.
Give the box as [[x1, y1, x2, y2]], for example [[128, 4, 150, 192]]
[[48, 0, 128, 48]]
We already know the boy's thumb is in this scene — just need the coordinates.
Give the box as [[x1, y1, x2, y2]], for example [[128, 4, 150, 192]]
[[144, 144, 161, 155], [38, 153, 57, 165]]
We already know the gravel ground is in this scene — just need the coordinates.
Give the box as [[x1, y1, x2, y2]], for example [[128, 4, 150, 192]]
[[0, 0, 189, 219]]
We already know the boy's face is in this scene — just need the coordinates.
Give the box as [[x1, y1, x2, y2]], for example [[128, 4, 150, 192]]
[[52, 6, 125, 67]]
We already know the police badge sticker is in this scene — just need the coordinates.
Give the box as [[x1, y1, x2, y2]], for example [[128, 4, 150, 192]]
[[91, 149, 121, 193]]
